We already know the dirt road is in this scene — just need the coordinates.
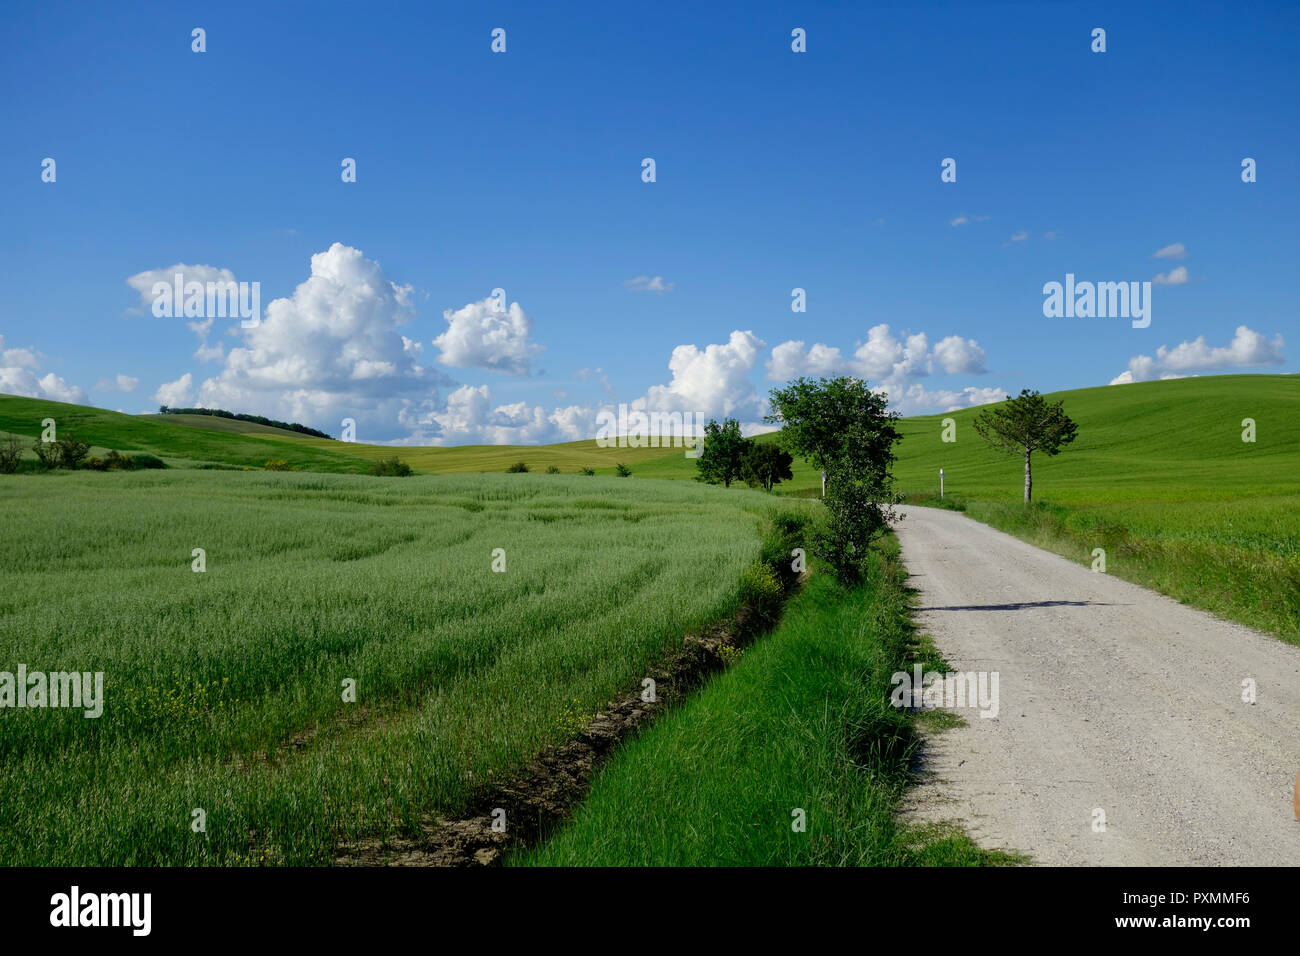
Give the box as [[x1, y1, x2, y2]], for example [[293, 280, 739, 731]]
[[894, 505, 1300, 865]]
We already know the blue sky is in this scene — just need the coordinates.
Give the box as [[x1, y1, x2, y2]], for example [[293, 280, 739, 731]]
[[2, 0, 1296, 443]]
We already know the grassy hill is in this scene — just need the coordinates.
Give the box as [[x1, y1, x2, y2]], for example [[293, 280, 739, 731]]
[[0, 395, 370, 473], [7, 375, 1295, 493], [141, 412, 324, 441], [626, 375, 1300, 641], [630, 374, 1300, 499]]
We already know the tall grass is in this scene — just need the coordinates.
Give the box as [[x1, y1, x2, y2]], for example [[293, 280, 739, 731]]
[[0, 470, 809, 865]]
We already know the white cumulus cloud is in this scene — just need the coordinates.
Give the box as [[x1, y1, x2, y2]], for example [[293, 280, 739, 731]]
[[169, 243, 454, 436], [432, 296, 543, 375], [0, 334, 89, 404], [1109, 325, 1285, 384], [126, 263, 239, 310], [154, 372, 194, 406], [641, 330, 766, 420]]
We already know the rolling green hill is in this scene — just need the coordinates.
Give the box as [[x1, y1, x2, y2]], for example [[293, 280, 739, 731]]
[[616, 375, 1300, 641], [141, 412, 324, 441], [0, 395, 371, 473], [630, 374, 1300, 501]]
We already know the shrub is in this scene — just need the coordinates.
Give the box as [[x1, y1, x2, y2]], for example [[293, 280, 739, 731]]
[[0, 437, 23, 474], [83, 456, 106, 471], [506, 461, 529, 473], [546, 465, 561, 474], [133, 454, 167, 469], [737, 562, 783, 625], [578, 467, 595, 476], [31, 440, 61, 470], [759, 508, 813, 570], [56, 436, 92, 470], [105, 450, 135, 470], [813, 474, 898, 584], [615, 463, 632, 477], [264, 460, 292, 471], [369, 456, 412, 477]]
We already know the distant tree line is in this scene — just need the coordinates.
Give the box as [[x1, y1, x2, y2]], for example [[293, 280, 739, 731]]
[[157, 406, 333, 440]]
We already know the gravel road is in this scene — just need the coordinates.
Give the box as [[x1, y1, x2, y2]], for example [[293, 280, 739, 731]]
[[894, 505, 1300, 865]]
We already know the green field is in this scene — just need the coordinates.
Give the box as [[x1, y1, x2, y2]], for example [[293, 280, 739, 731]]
[[1, 373, 1295, 865], [0, 469, 804, 865]]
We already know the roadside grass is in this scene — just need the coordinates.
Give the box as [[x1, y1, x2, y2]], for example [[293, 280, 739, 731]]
[[516, 536, 1015, 866], [0, 470, 813, 865]]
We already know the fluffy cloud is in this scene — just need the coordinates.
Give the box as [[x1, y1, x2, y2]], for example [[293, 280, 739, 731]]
[[126, 263, 239, 310], [1109, 325, 1285, 384], [882, 383, 1006, 416], [2, 347, 38, 368], [1152, 242, 1187, 259], [396, 384, 595, 446], [177, 243, 453, 435], [432, 296, 543, 375], [932, 334, 988, 374], [767, 340, 847, 381], [764, 325, 993, 416], [625, 275, 674, 293], [768, 325, 986, 382], [641, 330, 766, 419], [1009, 231, 1030, 242], [154, 372, 194, 406], [0, 334, 88, 404], [1153, 265, 1189, 285]]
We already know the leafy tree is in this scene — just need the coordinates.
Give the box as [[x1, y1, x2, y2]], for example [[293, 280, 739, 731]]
[[695, 418, 750, 488], [766, 377, 903, 583], [971, 389, 1078, 503], [615, 463, 632, 477], [506, 461, 529, 473], [578, 467, 595, 476], [764, 377, 901, 483], [741, 442, 794, 492]]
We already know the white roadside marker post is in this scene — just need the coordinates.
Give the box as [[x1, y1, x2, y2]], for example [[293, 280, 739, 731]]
[[821, 471, 826, 497], [940, 468, 945, 499]]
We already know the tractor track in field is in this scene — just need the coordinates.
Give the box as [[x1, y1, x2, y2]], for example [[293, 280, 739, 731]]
[[895, 504, 1300, 866]]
